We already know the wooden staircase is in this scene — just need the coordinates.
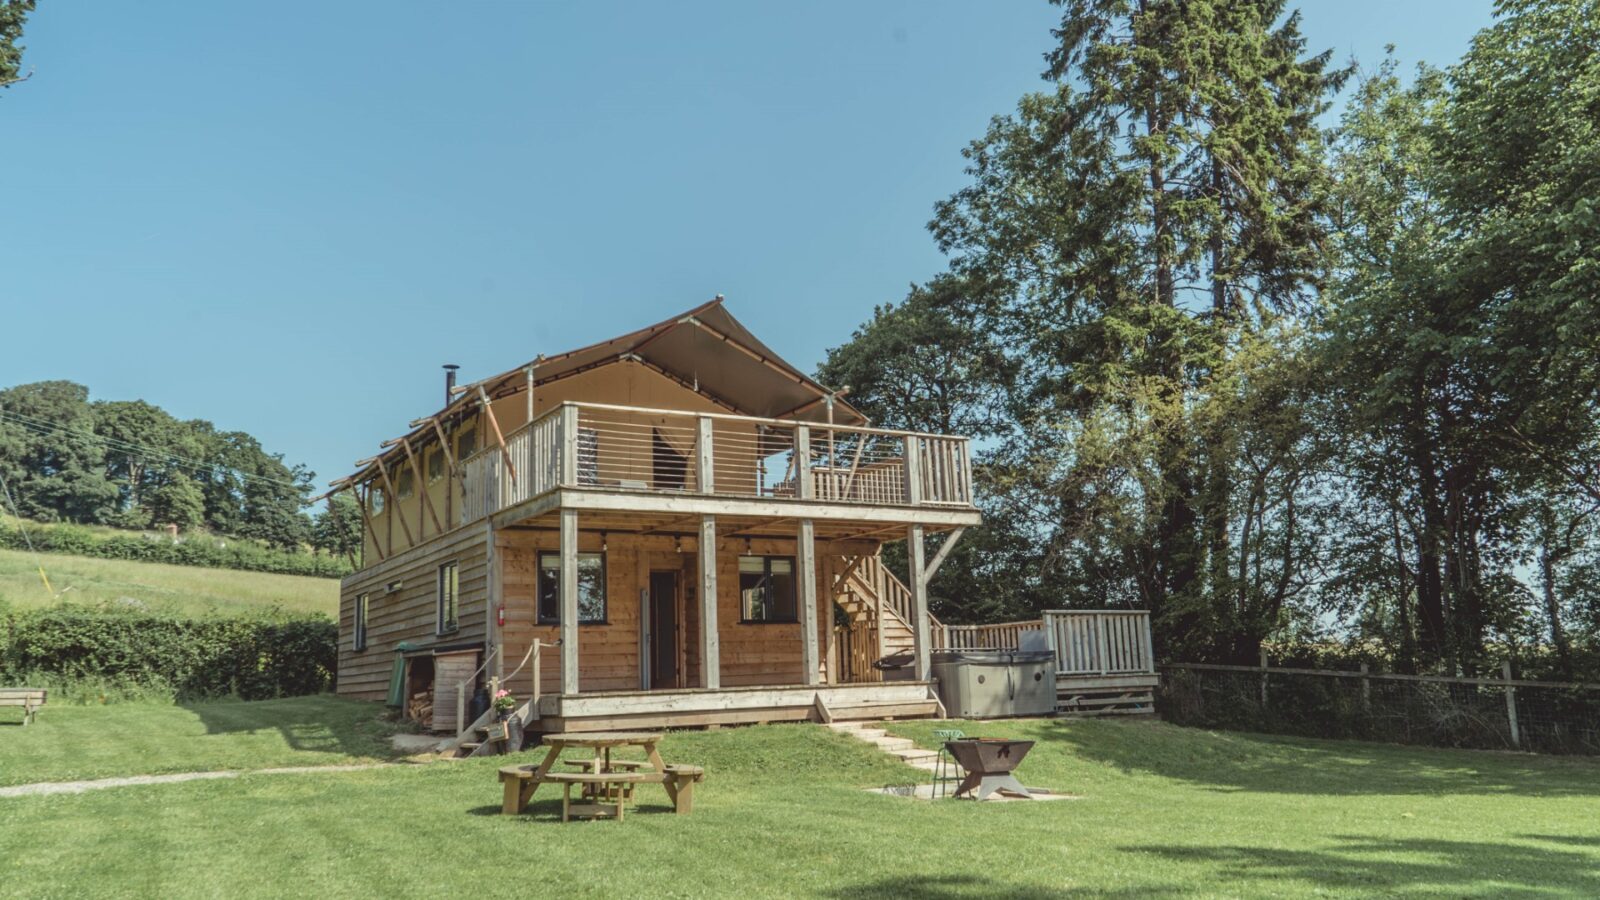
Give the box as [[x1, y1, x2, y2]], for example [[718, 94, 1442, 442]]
[[829, 554, 934, 682]]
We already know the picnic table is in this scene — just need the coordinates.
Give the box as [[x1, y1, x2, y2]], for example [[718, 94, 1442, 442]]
[[498, 731, 704, 819]]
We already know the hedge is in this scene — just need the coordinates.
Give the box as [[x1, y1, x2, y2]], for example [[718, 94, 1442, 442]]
[[0, 521, 352, 579], [0, 607, 338, 701]]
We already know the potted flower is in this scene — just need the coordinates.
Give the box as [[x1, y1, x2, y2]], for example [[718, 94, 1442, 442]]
[[492, 689, 516, 720]]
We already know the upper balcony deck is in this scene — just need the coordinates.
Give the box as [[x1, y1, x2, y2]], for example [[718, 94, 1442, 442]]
[[459, 401, 976, 526]]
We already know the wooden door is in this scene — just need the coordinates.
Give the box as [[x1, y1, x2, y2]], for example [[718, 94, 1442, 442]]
[[648, 571, 679, 689]]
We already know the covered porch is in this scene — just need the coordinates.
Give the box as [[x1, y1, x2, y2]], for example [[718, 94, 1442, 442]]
[[487, 504, 967, 732]]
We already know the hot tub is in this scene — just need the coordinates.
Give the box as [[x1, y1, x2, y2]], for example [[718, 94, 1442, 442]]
[[929, 649, 1056, 718]]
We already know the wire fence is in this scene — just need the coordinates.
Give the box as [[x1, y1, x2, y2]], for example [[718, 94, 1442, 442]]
[[1160, 662, 1600, 755]]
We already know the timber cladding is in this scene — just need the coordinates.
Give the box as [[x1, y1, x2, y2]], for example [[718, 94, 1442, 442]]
[[338, 526, 490, 701], [496, 530, 832, 697]]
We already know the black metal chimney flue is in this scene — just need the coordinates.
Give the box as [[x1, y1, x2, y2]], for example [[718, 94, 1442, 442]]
[[443, 364, 460, 405]]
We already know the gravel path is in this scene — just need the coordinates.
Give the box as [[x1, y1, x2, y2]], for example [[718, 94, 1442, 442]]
[[0, 764, 391, 798]]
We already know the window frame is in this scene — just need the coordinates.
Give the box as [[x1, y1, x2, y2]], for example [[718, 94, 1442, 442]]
[[738, 555, 799, 624], [353, 593, 369, 652], [396, 467, 415, 500], [436, 561, 459, 636], [536, 551, 608, 626], [426, 447, 444, 484]]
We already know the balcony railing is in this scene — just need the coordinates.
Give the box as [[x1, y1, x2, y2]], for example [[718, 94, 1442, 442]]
[[455, 401, 975, 524]]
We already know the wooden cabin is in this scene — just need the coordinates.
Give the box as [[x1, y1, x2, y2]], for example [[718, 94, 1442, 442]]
[[326, 299, 982, 736]]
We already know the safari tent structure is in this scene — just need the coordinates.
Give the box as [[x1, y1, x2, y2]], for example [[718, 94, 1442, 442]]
[[324, 298, 983, 737]]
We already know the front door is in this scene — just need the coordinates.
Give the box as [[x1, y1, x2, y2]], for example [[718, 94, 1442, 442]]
[[648, 571, 679, 689]]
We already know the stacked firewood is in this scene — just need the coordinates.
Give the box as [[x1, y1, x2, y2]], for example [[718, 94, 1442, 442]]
[[407, 689, 433, 723]]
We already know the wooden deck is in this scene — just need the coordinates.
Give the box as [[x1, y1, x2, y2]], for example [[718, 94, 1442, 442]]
[[522, 681, 940, 733]]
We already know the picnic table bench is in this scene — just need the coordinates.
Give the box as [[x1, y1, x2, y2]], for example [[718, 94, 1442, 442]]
[[497, 731, 707, 820], [0, 689, 46, 726]]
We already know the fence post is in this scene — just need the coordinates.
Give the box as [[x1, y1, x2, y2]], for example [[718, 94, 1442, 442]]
[[1503, 660, 1521, 749], [1259, 650, 1269, 708], [1359, 662, 1371, 713]]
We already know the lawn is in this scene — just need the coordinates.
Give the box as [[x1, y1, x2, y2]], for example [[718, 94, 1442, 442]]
[[0, 546, 339, 617], [2, 702, 1598, 898], [0, 696, 401, 786]]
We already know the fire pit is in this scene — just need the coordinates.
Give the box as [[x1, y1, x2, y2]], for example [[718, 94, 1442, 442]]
[[943, 738, 1037, 801]]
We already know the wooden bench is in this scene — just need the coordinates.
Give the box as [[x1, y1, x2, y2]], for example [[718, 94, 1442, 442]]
[[545, 771, 655, 822], [498, 762, 707, 817], [661, 764, 705, 815], [564, 759, 647, 801], [0, 689, 45, 726]]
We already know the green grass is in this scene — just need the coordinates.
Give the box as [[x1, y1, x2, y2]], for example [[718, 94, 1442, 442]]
[[2, 704, 1599, 898], [0, 545, 339, 617], [0, 696, 401, 786]]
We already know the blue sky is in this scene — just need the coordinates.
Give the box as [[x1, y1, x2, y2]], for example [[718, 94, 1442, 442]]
[[2, 1, 1494, 492]]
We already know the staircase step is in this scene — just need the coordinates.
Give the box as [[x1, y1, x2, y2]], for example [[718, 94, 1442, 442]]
[[851, 729, 887, 741], [890, 748, 939, 763], [872, 737, 915, 752]]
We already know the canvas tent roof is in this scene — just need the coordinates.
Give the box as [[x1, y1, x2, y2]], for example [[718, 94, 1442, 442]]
[[328, 297, 863, 492]]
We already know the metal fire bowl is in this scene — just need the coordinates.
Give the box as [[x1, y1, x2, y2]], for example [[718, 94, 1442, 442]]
[[943, 739, 1035, 775]]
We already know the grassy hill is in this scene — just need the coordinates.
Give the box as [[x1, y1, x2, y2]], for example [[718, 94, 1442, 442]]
[[0, 546, 338, 618]]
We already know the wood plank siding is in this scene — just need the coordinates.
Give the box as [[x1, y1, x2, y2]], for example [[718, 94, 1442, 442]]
[[338, 525, 490, 701], [495, 531, 834, 699]]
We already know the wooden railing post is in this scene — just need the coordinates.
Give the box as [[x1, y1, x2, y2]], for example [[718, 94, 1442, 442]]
[[796, 425, 812, 500], [697, 416, 715, 493], [904, 436, 922, 506], [560, 404, 578, 487]]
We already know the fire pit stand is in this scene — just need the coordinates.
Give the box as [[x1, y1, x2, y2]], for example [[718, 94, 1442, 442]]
[[943, 738, 1038, 801]]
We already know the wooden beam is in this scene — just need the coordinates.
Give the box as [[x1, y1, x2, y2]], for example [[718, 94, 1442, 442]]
[[373, 456, 416, 551], [698, 515, 720, 690], [906, 524, 930, 681], [921, 527, 966, 586], [477, 386, 518, 486], [354, 482, 387, 563], [797, 519, 820, 686], [400, 437, 444, 539], [427, 416, 458, 528], [559, 507, 579, 695]]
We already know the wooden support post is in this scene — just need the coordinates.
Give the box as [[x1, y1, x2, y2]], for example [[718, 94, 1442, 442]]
[[906, 524, 931, 681], [1259, 649, 1269, 708], [561, 404, 580, 486], [904, 436, 922, 506], [559, 507, 580, 695], [797, 519, 820, 686], [525, 366, 535, 425], [428, 417, 457, 527], [374, 456, 416, 551], [699, 515, 720, 690], [795, 425, 812, 500], [697, 416, 715, 493], [354, 482, 387, 562], [401, 437, 444, 538], [1503, 660, 1521, 749], [477, 385, 518, 486], [922, 527, 966, 583], [1360, 662, 1371, 712]]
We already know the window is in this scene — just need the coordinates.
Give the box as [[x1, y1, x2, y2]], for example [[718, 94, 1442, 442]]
[[457, 425, 478, 460], [353, 593, 369, 651], [740, 556, 797, 623], [437, 562, 459, 635], [396, 467, 415, 500], [369, 487, 385, 515], [537, 552, 607, 624], [427, 447, 444, 483]]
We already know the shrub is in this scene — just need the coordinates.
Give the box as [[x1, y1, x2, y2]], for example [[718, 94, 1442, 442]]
[[0, 520, 352, 579], [0, 607, 338, 701]]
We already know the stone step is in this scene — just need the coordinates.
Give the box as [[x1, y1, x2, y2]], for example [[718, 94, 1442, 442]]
[[871, 737, 915, 752], [851, 729, 887, 741], [890, 748, 939, 763]]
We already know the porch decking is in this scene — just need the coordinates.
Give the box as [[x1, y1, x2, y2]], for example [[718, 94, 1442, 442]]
[[524, 681, 940, 733], [936, 610, 1160, 715]]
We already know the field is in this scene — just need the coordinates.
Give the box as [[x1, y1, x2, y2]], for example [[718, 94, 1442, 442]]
[[0, 546, 339, 617], [2, 699, 1598, 898]]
